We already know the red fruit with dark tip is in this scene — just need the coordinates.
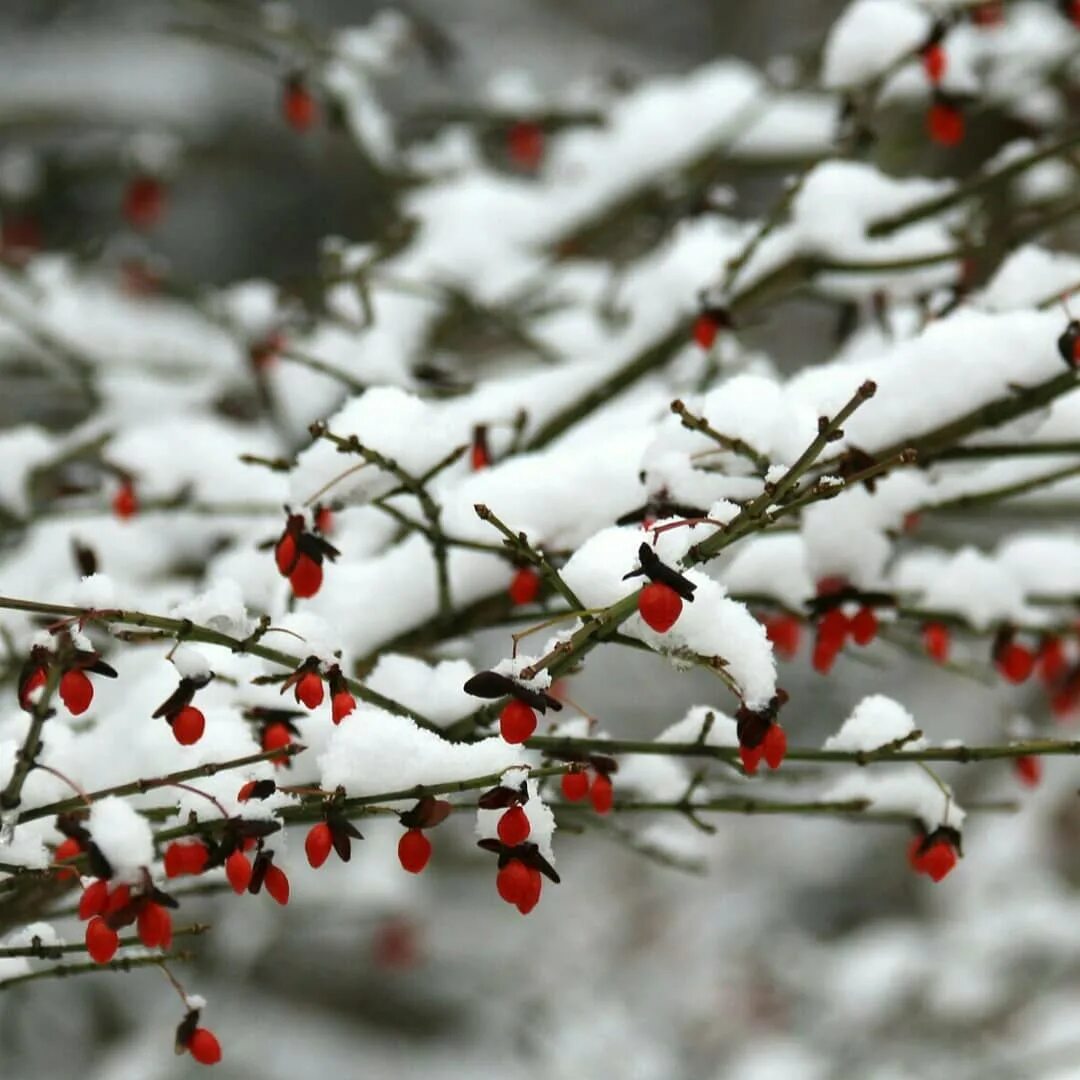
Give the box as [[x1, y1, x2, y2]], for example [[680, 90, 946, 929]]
[[85, 917, 119, 964], [497, 805, 531, 847], [289, 554, 323, 598], [165, 840, 209, 878], [1038, 637, 1068, 684], [275, 532, 297, 576], [561, 770, 589, 802], [765, 615, 801, 660], [918, 839, 957, 882], [693, 313, 720, 350], [225, 850, 252, 894], [516, 867, 543, 915], [137, 902, 172, 949], [188, 1027, 222, 1066], [996, 642, 1034, 684], [1014, 755, 1042, 788], [54, 836, 81, 879], [499, 700, 537, 744], [113, 480, 138, 520], [763, 724, 787, 770], [171, 705, 206, 746], [305, 822, 333, 869], [263, 863, 290, 905], [638, 582, 683, 633], [922, 43, 946, 83], [262, 721, 293, 767], [923, 622, 950, 664], [59, 669, 94, 716], [507, 121, 544, 170], [237, 781, 257, 802], [295, 672, 324, 710], [811, 635, 841, 675], [508, 567, 542, 606], [332, 690, 356, 725], [398, 828, 432, 874], [928, 102, 964, 146], [123, 176, 165, 230], [282, 77, 318, 132], [78, 878, 109, 921], [739, 743, 764, 775], [496, 858, 531, 904], [589, 772, 613, 814], [19, 666, 46, 710], [104, 883, 131, 916], [850, 607, 878, 647]]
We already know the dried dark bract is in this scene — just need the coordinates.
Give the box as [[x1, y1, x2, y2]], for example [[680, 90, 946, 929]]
[[622, 543, 697, 602], [399, 796, 453, 830], [462, 670, 563, 713]]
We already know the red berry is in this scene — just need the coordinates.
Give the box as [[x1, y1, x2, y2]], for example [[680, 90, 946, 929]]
[[922, 43, 946, 84], [508, 567, 542, 606], [919, 839, 957, 882], [516, 867, 543, 915], [171, 705, 206, 746], [850, 607, 878, 647], [1014, 755, 1042, 788], [398, 828, 432, 874], [739, 743, 764, 775], [332, 689, 356, 725], [818, 607, 850, 645], [112, 480, 138, 519], [970, 2, 1004, 26], [263, 863, 290, 905], [815, 576, 848, 597], [811, 634, 842, 675], [78, 878, 109, 921], [692, 313, 719, 350], [763, 724, 787, 770], [1038, 637, 1068, 684], [164, 840, 208, 878], [274, 532, 297, 576], [262, 721, 293, 766], [499, 700, 537, 744], [765, 615, 801, 660], [85, 917, 119, 964], [928, 102, 964, 146], [54, 836, 81, 878], [923, 622, 950, 664], [282, 77, 318, 132], [496, 859, 531, 904], [123, 176, 165, 230], [314, 506, 334, 534], [561, 770, 590, 802], [19, 666, 46, 710], [305, 822, 334, 869], [104, 883, 131, 916], [237, 780, 257, 802], [497, 805, 531, 847], [996, 642, 1034, 684], [289, 554, 323, 598], [470, 442, 490, 470], [589, 772, 614, 814], [137, 902, 172, 949], [59, 669, 94, 716], [225, 850, 252, 894], [295, 671, 324, 710], [507, 121, 544, 170], [638, 582, 683, 633], [188, 1027, 222, 1066]]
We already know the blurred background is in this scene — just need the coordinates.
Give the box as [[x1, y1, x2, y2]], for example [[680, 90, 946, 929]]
[[5, 3, 1080, 1079]]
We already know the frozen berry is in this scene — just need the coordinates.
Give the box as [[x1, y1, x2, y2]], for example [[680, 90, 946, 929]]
[[928, 101, 964, 146], [78, 878, 109, 921], [923, 622, 950, 664], [1014, 755, 1042, 788], [85, 917, 119, 964], [638, 582, 682, 633], [693, 313, 720, 350], [763, 724, 787, 770], [289, 554, 323, 598], [499, 700, 537, 744], [19, 666, 46, 710], [54, 836, 81, 878], [171, 705, 205, 746], [332, 689, 356, 725], [765, 615, 801, 660], [164, 840, 208, 878], [850, 607, 878, 647], [59, 669, 93, 716], [561, 770, 589, 802], [398, 828, 432, 874], [305, 822, 333, 869], [739, 743, 764, 775], [188, 1027, 222, 1066], [996, 642, 1034, 684], [113, 480, 138, 520], [262, 722, 293, 766], [589, 772, 614, 814], [225, 850, 252, 894], [507, 121, 544, 170], [137, 902, 172, 949], [123, 176, 165, 230], [295, 671, 324, 710], [282, 76, 317, 132], [263, 863, 290, 905], [1038, 637, 1067, 684], [516, 867, 543, 915], [918, 839, 957, 882], [508, 567, 542, 606], [315, 506, 334, 534], [275, 532, 297, 575], [497, 805, 531, 847], [496, 858, 531, 904]]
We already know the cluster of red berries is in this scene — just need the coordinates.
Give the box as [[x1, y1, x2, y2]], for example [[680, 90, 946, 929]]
[[282, 75, 318, 132], [274, 512, 339, 599], [18, 645, 118, 717], [907, 827, 960, 882], [278, 660, 356, 728], [809, 580, 884, 674], [735, 691, 790, 775], [559, 765, 615, 813], [79, 875, 178, 962]]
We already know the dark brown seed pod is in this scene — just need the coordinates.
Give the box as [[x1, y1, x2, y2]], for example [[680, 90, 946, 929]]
[[399, 796, 452, 830], [622, 543, 697, 602], [478, 838, 560, 883], [477, 780, 529, 810], [735, 690, 789, 750], [175, 1009, 200, 1055], [1057, 320, 1080, 368], [462, 671, 562, 713]]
